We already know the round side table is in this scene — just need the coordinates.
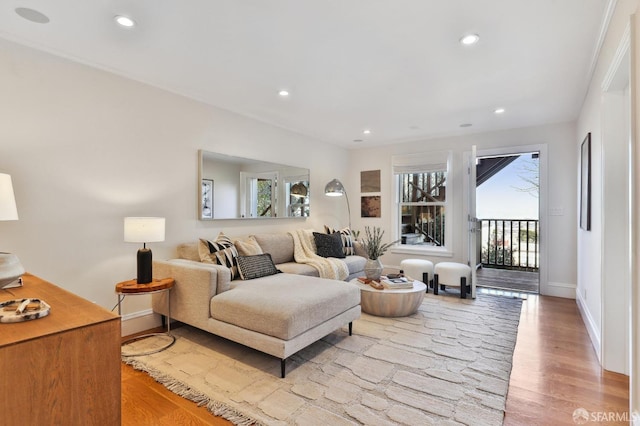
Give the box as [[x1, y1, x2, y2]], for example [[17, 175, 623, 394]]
[[116, 277, 176, 356]]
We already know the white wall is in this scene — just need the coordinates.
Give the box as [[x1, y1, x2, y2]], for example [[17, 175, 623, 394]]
[[576, 0, 639, 415], [202, 156, 241, 218], [577, 0, 638, 371], [0, 38, 349, 322], [347, 122, 577, 297]]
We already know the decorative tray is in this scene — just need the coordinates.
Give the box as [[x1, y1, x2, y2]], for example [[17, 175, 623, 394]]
[[0, 298, 50, 323]]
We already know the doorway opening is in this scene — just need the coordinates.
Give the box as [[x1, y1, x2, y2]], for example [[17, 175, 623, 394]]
[[475, 152, 540, 294]]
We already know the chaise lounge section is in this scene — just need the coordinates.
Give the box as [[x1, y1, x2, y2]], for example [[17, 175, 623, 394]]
[[152, 231, 365, 377]]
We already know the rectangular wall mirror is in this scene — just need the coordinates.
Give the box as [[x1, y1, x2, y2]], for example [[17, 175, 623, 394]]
[[198, 150, 310, 220]]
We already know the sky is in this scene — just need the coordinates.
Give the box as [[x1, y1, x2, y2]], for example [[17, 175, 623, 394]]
[[476, 154, 539, 220]]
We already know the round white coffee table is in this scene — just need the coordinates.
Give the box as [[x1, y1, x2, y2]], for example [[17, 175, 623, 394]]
[[351, 279, 426, 317]]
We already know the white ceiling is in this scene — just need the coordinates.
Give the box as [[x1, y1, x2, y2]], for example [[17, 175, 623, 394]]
[[0, 1, 610, 148]]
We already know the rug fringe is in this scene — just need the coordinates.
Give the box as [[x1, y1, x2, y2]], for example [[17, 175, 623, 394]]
[[123, 358, 264, 426]]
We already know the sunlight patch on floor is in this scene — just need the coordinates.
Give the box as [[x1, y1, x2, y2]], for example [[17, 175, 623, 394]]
[[478, 287, 529, 300]]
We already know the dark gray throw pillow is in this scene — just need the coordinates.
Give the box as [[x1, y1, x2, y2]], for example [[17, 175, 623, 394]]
[[313, 232, 346, 258], [236, 253, 281, 280], [324, 225, 355, 256]]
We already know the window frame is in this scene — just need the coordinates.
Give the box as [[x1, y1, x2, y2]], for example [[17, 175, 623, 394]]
[[390, 151, 453, 257], [240, 171, 278, 218]]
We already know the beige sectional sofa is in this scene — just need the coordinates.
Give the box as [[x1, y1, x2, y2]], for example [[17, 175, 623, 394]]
[[152, 232, 366, 377]]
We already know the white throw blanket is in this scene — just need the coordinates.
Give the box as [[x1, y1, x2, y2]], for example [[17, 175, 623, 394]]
[[289, 229, 349, 280]]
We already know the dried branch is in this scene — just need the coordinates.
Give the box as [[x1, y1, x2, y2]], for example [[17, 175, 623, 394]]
[[362, 226, 399, 260]]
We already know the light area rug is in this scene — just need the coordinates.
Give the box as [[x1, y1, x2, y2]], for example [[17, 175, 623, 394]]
[[122, 293, 522, 426]]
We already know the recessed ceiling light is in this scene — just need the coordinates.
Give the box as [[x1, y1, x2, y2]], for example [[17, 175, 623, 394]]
[[460, 123, 473, 128], [15, 7, 50, 24], [460, 34, 480, 46], [278, 90, 290, 97], [115, 15, 136, 28], [494, 108, 506, 114], [363, 129, 371, 135]]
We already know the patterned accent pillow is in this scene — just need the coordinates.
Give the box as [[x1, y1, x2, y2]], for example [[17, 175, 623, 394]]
[[234, 236, 263, 256], [198, 233, 239, 279], [236, 254, 281, 280], [324, 225, 355, 256], [313, 231, 346, 258]]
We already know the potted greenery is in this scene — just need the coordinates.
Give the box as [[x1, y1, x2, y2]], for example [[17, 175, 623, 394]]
[[361, 226, 399, 281]]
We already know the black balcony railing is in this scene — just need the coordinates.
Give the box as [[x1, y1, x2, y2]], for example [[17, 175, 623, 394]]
[[480, 219, 539, 271]]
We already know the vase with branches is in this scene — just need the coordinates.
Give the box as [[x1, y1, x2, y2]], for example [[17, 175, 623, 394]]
[[361, 226, 399, 281]]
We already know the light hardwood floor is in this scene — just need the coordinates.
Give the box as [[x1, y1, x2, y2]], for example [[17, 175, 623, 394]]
[[504, 295, 629, 425], [122, 295, 629, 425]]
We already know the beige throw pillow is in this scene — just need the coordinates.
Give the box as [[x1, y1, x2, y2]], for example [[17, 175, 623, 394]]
[[234, 236, 263, 257]]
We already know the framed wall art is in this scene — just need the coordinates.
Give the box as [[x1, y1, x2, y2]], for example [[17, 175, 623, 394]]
[[580, 133, 591, 231], [360, 170, 381, 193], [361, 195, 381, 218], [201, 179, 214, 219]]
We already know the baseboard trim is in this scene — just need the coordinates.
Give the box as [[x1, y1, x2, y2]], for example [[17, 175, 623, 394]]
[[544, 281, 576, 299], [576, 290, 602, 364], [120, 309, 162, 337]]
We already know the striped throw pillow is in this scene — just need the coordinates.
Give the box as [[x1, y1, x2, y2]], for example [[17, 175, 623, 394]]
[[199, 233, 239, 279]]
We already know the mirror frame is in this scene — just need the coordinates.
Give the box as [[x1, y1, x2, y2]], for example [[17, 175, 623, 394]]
[[198, 150, 310, 220]]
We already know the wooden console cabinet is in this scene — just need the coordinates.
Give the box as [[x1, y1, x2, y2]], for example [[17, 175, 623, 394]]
[[0, 274, 121, 425]]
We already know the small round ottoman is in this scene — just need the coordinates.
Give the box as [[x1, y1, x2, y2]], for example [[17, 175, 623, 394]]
[[433, 262, 472, 298], [400, 259, 434, 292]]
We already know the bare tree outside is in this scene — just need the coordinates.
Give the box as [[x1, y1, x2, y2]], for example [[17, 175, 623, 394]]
[[512, 155, 539, 198]]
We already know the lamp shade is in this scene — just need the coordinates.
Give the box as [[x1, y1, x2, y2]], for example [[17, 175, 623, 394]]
[[124, 217, 165, 243], [290, 182, 308, 197], [0, 173, 18, 221], [324, 178, 345, 197]]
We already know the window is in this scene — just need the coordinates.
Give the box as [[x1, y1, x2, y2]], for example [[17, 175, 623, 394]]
[[399, 172, 446, 245], [241, 171, 277, 217], [393, 151, 451, 254], [256, 178, 274, 217]]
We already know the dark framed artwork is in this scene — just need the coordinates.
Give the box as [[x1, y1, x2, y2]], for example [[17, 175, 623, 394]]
[[361, 196, 381, 218], [360, 170, 381, 193], [580, 133, 591, 231], [201, 179, 214, 219]]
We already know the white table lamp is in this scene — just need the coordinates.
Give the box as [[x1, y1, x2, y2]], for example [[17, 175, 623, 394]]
[[0, 173, 24, 287], [124, 217, 165, 284]]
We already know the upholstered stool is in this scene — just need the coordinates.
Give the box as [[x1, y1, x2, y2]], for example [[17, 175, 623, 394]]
[[400, 259, 434, 293], [433, 262, 471, 299]]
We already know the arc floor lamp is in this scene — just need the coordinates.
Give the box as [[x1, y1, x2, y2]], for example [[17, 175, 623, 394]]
[[324, 178, 351, 230]]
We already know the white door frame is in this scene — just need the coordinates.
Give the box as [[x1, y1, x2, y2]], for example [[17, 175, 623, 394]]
[[600, 19, 631, 376], [463, 144, 548, 295], [631, 14, 640, 421]]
